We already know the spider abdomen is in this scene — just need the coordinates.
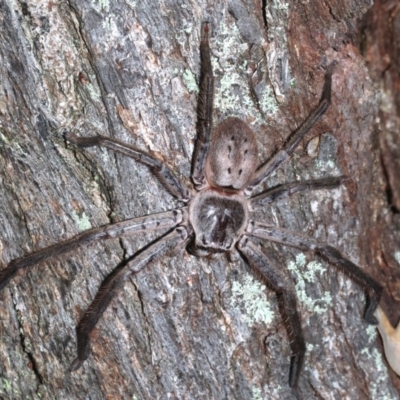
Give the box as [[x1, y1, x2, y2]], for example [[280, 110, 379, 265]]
[[189, 190, 249, 253], [205, 117, 258, 191]]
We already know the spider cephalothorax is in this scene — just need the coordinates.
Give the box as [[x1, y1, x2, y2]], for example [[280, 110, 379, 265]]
[[189, 187, 249, 254], [0, 22, 383, 388]]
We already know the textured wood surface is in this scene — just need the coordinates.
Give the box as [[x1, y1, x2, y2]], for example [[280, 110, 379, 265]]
[[0, 0, 399, 399], [360, 0, 400, 394]]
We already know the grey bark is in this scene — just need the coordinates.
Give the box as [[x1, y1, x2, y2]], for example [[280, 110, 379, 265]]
[[0, 0, 398, 399]]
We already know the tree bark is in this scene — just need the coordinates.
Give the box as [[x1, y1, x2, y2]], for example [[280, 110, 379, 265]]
[[0, 0, 398, 399], [360, 0, 400, 394]]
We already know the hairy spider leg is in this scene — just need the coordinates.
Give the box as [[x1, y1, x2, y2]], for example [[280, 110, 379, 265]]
[[248, 222, 383, 324], [246, 61, 338, 194], [191, 21, 214, 188], [65, 134, 190, 201], [69, 226, 189, 371], [0, 210, 182, 292], [237, 237, 305, 389], [250, 176, 345, 210]]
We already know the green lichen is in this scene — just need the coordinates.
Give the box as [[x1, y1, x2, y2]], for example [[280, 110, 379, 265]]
[[315, 159, 340, 174], [176, 23, 194, 45], [251, 387, 263, 400], [126, 0, 137, 7], [361, 326, 394, 399], [1, 378, 12, 392], [103, 15, 119, 35], [272, 0, 289, 11], [212, 21, 278, 122], [101, 147, 110, 163], [0, 377, 20, 397], [182, 69, 198, 93], [287, 253, 332, 314], [71, 210, 92, 231], [231, 273, 274, 325], [0, 132, 9, 144], [368, 349, 393, 399], [259, 85, 279, 114], [86, 83, 101, 101], [365, 324, 376, 338], [95, 0, 110, 12]]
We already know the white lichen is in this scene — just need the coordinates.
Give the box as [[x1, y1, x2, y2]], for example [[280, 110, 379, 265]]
[[315, 159, 340, 175], [71, 210, 92, 231], [211, 21, 278, 123], [182, 69, 198, 93], [94, 0, 110, 12], [272, 0, 290, 11], [176, 23, 194, 45], [0, 132, 9, 144], [358, 311, 395, 399], [263, 0, 291, 99], [231, 273, 274, 325], [259, 85, 279, 115], [287, 253, 332, 314], [251, 386, 263, 400], [85, 83, 102, 101]]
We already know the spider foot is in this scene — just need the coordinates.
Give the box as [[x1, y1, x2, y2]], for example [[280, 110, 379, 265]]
[[364, 304, 379, 325], [68, 357, 85, 372], [320, 60, 338, 103], [326, 60, 338, 74], [201, 21, 211, 39], [64, 132, 79, 144], [363, 286, 383, 325], [69, 330, 91, 371], [289, 351, 304, 388]]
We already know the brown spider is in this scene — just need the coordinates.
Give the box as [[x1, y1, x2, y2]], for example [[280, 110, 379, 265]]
[[0, 22, 382, 388]]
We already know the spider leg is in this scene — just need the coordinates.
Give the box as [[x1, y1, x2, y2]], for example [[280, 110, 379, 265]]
[[246, 61, 337, 194], [69, 226, 189, 371], [65, 134, 190, 201], [247, 222, 383, 324], [237, 236, 305, 388], [250, 176, 344, 210], [0, 210, 184, 292], [191, 21, 214, 188]]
